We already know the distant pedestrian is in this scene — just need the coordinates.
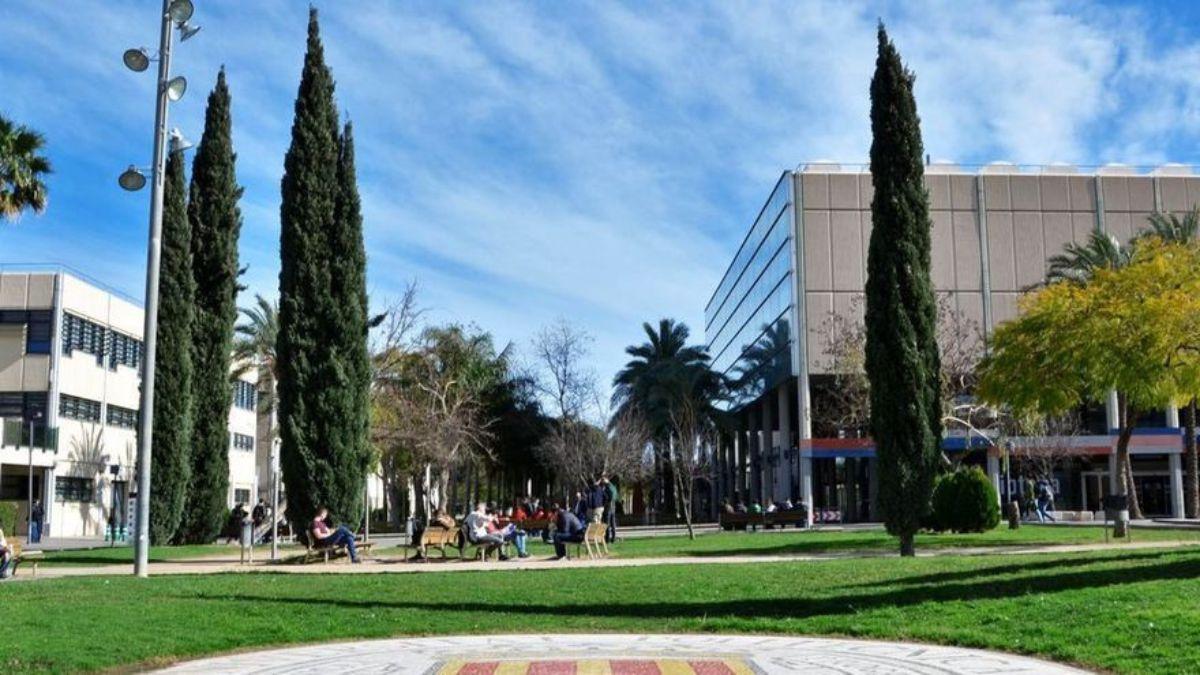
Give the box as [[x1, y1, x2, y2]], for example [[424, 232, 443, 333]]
[[603, 475, 619, 543], [1036, 480, 1056, 523], [28, 499, 44, 543]]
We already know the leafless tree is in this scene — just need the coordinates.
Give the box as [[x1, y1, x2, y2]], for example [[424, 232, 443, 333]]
[[530, 318, 596, 422], [668, 393, 717, 539], [536, 407, 649, 496]]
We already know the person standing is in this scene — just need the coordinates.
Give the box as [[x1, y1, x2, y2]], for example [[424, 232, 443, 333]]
[[28, 499, 44, 544], [586, 477, 607, 524], [603, 475, 619, 543], [1036, 479, 1056, 523]]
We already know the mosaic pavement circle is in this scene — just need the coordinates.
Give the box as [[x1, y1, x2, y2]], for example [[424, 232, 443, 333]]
[[156, 634, 1090, 674]]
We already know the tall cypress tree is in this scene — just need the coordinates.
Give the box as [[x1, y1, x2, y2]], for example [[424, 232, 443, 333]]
[[864, 25, 942, 557], [180, 68, 243, 543], [329, 121, 372, 518], [148, 149, 194, 544], [278, 8, 366, 529]]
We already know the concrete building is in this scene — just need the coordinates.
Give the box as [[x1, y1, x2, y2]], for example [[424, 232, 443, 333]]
[[707, 162, 1196, 524], [0, 267, 261, 538]]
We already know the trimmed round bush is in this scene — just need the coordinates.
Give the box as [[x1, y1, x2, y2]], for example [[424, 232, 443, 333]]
[[929, 467, 1000, 533]]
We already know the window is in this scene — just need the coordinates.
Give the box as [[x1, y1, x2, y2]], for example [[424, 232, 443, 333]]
[[109, 331, 141, 370], [0, 310, 54, 354], [106, 404, 138, 429], [56, 477, 94, 502], [0, 391, 48, 422], [232, 380, 257, 411], [61, 313, 108, 365], [231, 432, 255, 452], [234, 488, 251, 504], [60, 394, 102, 422]]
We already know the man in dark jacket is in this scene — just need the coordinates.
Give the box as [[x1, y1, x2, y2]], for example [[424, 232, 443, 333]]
[[552, 505, 584, 560], [28, 500, 44, 544], [586, 478, 607, 524]]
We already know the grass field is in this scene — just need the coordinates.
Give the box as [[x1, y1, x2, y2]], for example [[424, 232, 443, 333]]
[[4, 540, 1200, 673], [370, 523, 1200, 560], [36, 543, 299, 567]]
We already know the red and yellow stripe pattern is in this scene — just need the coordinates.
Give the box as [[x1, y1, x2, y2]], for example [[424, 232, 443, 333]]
[[435, 658, 757, 674]]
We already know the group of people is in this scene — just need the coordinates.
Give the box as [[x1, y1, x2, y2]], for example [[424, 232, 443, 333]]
[[417, 474, 620, 561], [224, 499, 276, 545], [723, 497, 805, 515], [1021, 477, 1057, 523]]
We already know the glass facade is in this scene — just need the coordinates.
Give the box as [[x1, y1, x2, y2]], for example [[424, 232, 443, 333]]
[[704, 173, 795, 409]]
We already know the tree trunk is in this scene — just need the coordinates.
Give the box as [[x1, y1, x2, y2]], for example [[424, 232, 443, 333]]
[[1116, 397, 1143, 520], [1186, 398, 1198, 519], [899, 532, 915, 557]]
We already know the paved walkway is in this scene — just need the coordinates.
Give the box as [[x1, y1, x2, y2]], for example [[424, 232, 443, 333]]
[[155, 634, 1089, 674], [17, 538, 1198, 580]]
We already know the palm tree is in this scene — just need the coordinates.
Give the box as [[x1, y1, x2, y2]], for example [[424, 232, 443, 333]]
[[1045, 230, 1131, 285], [612, 319, 722, 516], [232, 294, 279, 439], [1140, 209, 1200, 518], [0, 115, 51, 220], [1045, 230, 1143, 518]]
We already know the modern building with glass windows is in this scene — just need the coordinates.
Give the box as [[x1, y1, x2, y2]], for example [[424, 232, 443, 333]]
[[708, 162, 1198, 524], [0, 266, 261, 538]]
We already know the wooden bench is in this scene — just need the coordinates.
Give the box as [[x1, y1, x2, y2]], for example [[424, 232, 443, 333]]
[[417, 527, 462, 560], [766, 510, 809, 529], [572, 522, 609, 559], [6, 541, 42, 578], [302, 532, 374, 564], [719, 512, 765, 531], [461, 524, 509, 561]]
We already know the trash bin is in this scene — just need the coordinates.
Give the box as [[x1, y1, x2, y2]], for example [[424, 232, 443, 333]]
[[239, 518, 254, 564]]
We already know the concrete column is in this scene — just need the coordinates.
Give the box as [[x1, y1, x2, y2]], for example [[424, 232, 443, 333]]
[[1170, 453, 1185, 519], [761, 394, 775, 504], [1167, 405, 1180, 429], [737, 427, 748, 500], [748, 406, 761, 504], [44, 467, 55, 538], [777, 383, 793, 502], [987, 454, 1002, 507]]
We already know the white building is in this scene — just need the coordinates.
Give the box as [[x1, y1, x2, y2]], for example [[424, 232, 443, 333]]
[[0, 267, 261, 539]]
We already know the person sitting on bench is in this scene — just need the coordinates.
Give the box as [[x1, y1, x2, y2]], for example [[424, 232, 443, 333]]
[[464, 502, 508, 560], [0, 527, 11, 579], [552, 504, 585, 560], [310, 507, 361, 563]]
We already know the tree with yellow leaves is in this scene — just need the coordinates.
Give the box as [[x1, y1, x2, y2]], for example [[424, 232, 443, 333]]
[[979, 238, 1200, 527]]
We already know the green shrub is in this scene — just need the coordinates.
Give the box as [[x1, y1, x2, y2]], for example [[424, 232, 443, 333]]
[[0, 501, 19, 534], [929, 467, 1000, 533]]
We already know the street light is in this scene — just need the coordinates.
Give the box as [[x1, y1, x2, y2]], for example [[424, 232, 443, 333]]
[[123, 48, 151, 73], [178, 22, 202, 42], [120, 0, 201, 579], [26, 410, 44, 545]]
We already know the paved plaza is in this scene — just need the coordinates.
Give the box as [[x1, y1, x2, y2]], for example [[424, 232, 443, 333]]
[[157, 634, 1089, 674]]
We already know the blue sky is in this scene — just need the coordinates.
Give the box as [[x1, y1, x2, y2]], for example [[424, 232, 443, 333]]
[[3, 1, 1200, 389]]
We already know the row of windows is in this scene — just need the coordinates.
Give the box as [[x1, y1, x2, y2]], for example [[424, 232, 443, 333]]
[[61, 312, 142, 371], [56, 477, 94, 503], [705, 175, 792, 330], [233, 380, 257, 411], [232, 432, 255, 452], [107, 404, 138, 429], [707, 233, 792, 366], [0, 310, 53, 354], [59, 394, 102, 422], [0, 391, 49, 422], [712, 273, 793, 379]]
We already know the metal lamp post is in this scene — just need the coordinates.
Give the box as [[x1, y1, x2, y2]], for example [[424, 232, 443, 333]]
[[26, 410, 44, 544], [122, 0, 200, 578]]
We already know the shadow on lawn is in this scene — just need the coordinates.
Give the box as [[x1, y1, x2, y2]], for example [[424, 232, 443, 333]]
[[850, 549, 1178, 588], [180, 550, 1200, 623]]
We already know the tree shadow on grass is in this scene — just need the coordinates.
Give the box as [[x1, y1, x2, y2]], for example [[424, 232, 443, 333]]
[[177, 551, 1200, 624], [848, 549, 1178, 589]]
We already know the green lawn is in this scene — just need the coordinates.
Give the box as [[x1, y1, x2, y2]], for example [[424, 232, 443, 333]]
[[372, 524, 1200, 561], [3, 544, 1200, 673], [36, 543, 298, 567]]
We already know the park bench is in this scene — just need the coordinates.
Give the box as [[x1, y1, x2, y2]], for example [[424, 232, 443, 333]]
[[417, 526, 463, 560], [719, 512, 765, 531], [7, 541, 42, 578], [461, 523, 509, 561], [301, 530, 374, 564], [766, 510, 809, 529], [572, 522, 609, 560]]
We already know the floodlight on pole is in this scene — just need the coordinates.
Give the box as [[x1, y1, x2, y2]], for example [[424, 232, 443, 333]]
[[119, 165, 148, 191], [178, 22, 202, 42], [165, 76, 187, 101], [167, 0, 194, 23], [123, 48, 151, 72]]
